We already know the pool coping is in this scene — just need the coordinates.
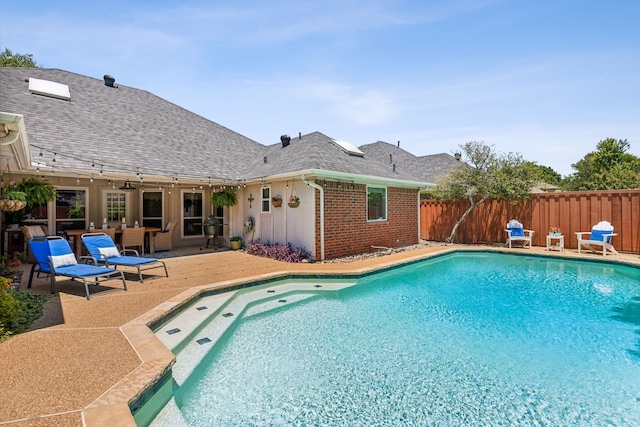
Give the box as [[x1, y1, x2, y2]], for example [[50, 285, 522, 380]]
[[82, 246, 640, 426]]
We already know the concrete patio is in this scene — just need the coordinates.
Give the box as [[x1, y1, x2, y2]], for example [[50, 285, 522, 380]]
[[1, 244, 638, 426]]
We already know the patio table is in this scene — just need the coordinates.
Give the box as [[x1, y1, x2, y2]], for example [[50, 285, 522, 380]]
[[63, 227, 161, 257]]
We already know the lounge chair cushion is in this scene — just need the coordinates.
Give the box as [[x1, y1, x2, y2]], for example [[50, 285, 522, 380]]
[[508, 227, 524, 237], [99, 247, 120, 258], [50, 253, 78, 268], [589, 229, 611, 243], [26, 225, 47, 237]]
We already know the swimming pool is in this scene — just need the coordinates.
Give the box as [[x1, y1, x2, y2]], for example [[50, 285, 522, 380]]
[[141, 252, 640, 426]]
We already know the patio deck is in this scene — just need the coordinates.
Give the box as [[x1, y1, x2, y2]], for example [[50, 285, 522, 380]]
[[1, 244, 638, 426]]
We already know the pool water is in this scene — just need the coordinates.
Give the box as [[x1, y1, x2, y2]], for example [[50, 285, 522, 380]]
[[147, 252, 640, 426]]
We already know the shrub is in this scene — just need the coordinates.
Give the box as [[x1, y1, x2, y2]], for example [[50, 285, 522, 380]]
[[0, 277, 47, 341], [246, 240, 309, 263]]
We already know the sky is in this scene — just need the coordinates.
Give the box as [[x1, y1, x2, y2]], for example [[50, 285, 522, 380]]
[[2, 1, 639, 176]]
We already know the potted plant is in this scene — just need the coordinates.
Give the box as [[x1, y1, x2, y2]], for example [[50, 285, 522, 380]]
[[229, 236, 243, 250], [14, 178, 57, 209], [548, 226, 562, 236], [210, 188, 238, 208], [271, 195, 282, 207], [0, 189, 27, 213], [288, 194, 300, 208], [67, 205, 85, 219]]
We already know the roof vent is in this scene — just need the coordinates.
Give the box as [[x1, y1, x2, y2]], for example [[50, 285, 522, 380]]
[[280, 134, 291, 148], [103, 75, 116, 87], [454, 152, 462, 161], [263, 156, 268, 164]]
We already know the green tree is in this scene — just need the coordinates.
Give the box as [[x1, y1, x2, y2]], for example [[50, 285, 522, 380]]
[[0, 48, 40, 68], [434, 141, 540, 243], [525, 162, 562, 186], [563, 138, 640, 190]]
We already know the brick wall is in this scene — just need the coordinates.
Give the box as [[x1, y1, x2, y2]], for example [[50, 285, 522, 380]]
[[316, 180, 419, 259]]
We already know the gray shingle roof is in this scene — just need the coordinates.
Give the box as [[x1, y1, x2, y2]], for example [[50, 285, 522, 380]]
[[0, 68, 263, 181], [242, 132, 421, 183], [359, 141, 460, 183], [1, 68, 435, 187]]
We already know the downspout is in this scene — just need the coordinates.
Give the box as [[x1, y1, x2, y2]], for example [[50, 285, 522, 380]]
[[417, 189, 422, 242], [301, 174, 324, 261]]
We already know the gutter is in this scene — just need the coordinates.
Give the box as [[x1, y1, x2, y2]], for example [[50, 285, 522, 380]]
[[301, 174, 324, 261]]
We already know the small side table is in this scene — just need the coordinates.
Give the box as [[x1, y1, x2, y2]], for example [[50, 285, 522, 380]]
[[546, 234, 564, 251]]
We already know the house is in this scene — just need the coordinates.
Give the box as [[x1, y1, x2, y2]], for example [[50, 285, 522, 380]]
[[0, 67, 446, 260]]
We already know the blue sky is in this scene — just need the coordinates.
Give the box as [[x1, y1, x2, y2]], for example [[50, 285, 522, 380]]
[[2, 1, 639, 176]]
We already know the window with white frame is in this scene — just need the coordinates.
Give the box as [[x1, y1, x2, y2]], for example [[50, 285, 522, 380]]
[[261, 187, 271, 213], [367, 186, 387, 221], [56, 188, 88, 232]]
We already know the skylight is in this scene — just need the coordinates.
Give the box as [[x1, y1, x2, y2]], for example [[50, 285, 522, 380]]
[[330, 140, 365, 157], [28, 77, 71, 101]]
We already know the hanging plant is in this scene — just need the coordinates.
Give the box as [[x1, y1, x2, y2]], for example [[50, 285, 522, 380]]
[[210, 187, 238, 207], [14, 177, 57, 209], [0, 189, 27, 212]]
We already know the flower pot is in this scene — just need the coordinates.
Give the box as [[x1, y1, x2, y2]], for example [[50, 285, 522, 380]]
[[288, 200, 300, 208], [230, 240, 242, 250], [0, 199, 26, 212], [272, 199, 282, 207]]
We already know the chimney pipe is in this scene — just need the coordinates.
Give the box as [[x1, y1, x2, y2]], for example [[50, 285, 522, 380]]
[[397, 140, 400, 148], [103, 75, 116, 87], [280, 134, 291, 148]]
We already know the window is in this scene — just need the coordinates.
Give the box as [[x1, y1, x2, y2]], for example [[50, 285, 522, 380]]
[[102, 190, 129, 229], [142, 191, 163, 229], [183, 191, 203, 237], [55, 188, 87, 232], [367, 186, 387, 221], [261, 187, 271, 213]]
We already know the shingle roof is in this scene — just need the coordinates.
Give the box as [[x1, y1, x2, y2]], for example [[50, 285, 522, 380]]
[[242, 132, 422, 183], [1, 68, 434, 187], [359, 141, 460, 183], [0, 67, 263, 181]]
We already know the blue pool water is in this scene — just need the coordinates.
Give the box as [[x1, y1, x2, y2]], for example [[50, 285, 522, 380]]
[[147, 252, 640, 426]]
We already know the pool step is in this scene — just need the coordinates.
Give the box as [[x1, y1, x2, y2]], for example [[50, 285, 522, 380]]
[[155, 280, 357, 386]]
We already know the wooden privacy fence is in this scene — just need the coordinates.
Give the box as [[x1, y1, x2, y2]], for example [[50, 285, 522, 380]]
[[420, 190, 640, 253]]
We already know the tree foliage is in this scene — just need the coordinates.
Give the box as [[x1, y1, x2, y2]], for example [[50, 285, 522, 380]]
[[0, 48, 40, 68], [524, 162, 562, 186], [434, 141, 540, 243], [562, 138, 640, 190]]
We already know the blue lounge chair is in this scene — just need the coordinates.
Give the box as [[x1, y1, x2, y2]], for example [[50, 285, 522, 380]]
[[81, 232, 168, 282], [575, 221, 618, 256], [505, 219, 534, 249], [27, 236, 126, 300]]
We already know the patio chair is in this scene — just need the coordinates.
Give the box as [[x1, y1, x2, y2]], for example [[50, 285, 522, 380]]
[[505, 219, 534, 249], [575, 221, 618, 256], [81, 232, 168, 282], [152, 221, 176, 252], [20, 224, 48, 263], [27, 236, 126, 300], [121, 226, 146, 255]]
